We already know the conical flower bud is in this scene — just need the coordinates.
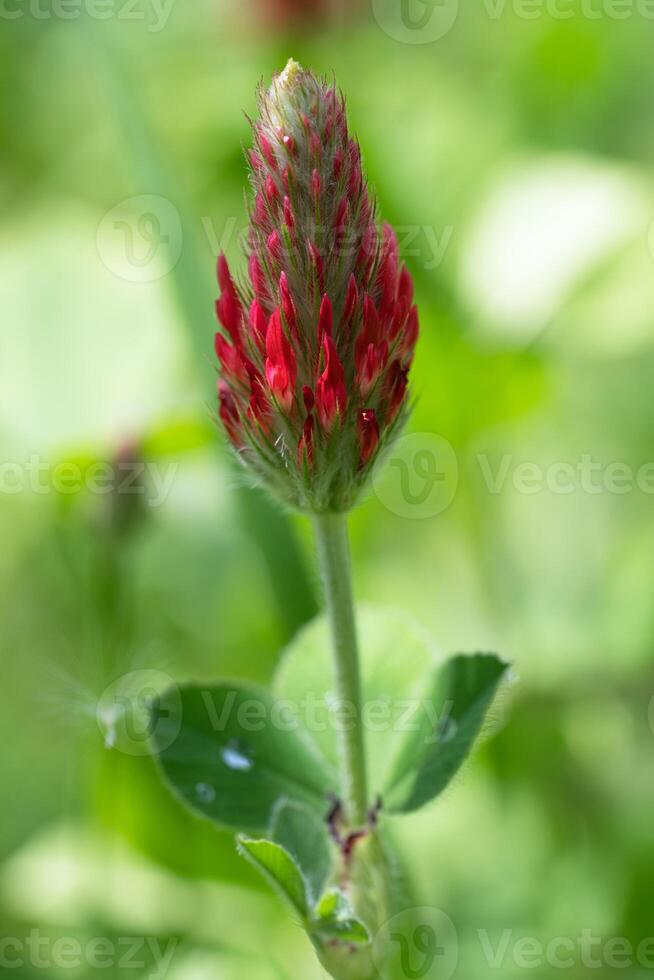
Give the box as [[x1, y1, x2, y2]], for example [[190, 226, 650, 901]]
[[214, 60, 418, 513]]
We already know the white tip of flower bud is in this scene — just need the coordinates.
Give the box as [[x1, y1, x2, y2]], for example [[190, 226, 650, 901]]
[[268, 59, 304, 127], [275, 58, 303, 90]]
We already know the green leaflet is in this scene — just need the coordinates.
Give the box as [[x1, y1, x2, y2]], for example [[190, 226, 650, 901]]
[[150, 682, 337, 833]]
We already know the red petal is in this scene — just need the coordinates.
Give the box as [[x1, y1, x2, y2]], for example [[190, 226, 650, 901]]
[[318, 294, 333, 342], [279, 272, 297, 335], [398, 265, 414, 305], [283, 196, 295, 231], [342, 274, 359, 330], [248, 300, 267, 352], [297, 413, 314, 469], [259, 133, 276, 169], [316, 335, 347, 431], [218, 380, 242, 446], [265, 308, 296, 411], [358, 409, 380, 466], [215, 333, 247, 383]]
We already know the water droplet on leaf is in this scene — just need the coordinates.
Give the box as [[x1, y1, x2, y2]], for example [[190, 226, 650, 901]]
[[195, 782, 216, 803], [220, 739, 254, 772]]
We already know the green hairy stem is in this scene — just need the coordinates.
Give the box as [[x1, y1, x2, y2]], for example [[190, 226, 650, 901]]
[[312, 512, 368, 828]]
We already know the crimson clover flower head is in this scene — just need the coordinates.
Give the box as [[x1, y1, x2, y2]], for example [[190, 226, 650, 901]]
[[214, 59, 418, 513]]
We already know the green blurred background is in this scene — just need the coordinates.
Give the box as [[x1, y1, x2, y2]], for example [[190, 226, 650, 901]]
[[2, 0, 654, 976]]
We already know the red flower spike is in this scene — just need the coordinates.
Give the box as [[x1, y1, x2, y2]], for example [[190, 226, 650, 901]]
[[213, 60, 417, 512], [316, 335, 347, 431], [265, 308, 297, 412], [358, 409, 380, 467]]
